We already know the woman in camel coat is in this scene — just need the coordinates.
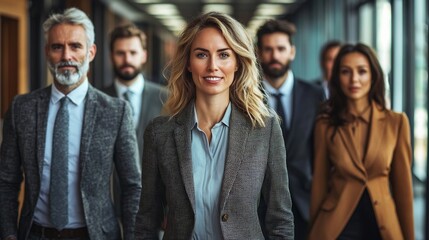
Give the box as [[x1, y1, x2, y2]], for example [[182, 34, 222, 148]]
[[309, 43, 414, 240]]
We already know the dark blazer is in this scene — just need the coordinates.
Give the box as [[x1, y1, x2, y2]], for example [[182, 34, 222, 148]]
[[135, 102, 294, 239], [309, 102, 414, 240], [0, 85, 141, 240], [101, 80, 168, 159], [267, 78, 325, 223]]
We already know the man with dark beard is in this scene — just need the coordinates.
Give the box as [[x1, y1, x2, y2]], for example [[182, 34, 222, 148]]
[[102, 24, 167, 158], [101, 24, 167, 223], [256, 19, 325, 240], [0, 8, 141, 240]]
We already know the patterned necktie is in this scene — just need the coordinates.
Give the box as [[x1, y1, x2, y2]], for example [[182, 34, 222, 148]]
[[272, 93, 288, 138], [123, 90, 135, 115], [50, 96, 70, 229]]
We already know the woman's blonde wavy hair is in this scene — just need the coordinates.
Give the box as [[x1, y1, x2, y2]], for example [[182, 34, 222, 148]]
[[164, 12, 272, 127]]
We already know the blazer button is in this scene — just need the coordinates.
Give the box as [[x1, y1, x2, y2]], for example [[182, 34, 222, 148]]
[[221, 214, 229, 222], [373, 200, 378, 205]]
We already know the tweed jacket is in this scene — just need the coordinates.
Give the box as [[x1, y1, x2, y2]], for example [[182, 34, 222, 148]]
[[0, 85, 142, 240], [135, 101, 294, 239], [309, 102, 414, 240]]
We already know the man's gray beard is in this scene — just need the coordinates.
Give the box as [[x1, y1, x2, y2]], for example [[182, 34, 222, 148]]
[[48, 54, 90, 86]]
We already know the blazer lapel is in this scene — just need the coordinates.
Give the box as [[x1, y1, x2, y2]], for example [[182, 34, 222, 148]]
[[79, 86, 98, 172], [37, 87, 52, 178], [138, 87, 153, 135], [363, 102, 386, 169], [174, 102, 196, 212], [338, 126, 366, 176], [286, 79, 298, 147], [219, 105, 249, 209]]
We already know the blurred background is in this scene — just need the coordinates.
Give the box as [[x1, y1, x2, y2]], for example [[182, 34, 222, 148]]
[[0, 0, 427, 239]]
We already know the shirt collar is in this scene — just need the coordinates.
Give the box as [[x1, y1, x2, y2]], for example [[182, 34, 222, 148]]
[[192, 101, 232, 129], [358, 105, 371, 123], [262, 70, 294, 96], [348, 104, 372, 124], [115, 74, 145, 96], [51, 78, 89, 106]]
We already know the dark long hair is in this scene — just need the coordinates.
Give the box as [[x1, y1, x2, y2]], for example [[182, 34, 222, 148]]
[[320, 43, 386, 126]]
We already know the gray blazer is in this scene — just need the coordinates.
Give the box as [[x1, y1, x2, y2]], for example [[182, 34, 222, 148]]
[[101, 80, 167, 220], [101, 80, 168, 160], [0, 85, 141, 240], [135, 102, 294, 239]]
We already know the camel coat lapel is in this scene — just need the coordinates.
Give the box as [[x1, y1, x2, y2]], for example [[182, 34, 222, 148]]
[[338, 125, 366, 177], [363, 102, 386, 170]]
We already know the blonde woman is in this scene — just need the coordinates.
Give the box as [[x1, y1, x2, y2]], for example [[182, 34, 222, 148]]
[[135, 12, 294, 239]]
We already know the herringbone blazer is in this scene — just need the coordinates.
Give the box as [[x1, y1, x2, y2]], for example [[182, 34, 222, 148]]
[[0, 85, 142, 240], [135, 101, 294, 239]]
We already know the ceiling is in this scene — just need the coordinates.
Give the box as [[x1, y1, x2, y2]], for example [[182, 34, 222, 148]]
[[104, 0, 305, 36]]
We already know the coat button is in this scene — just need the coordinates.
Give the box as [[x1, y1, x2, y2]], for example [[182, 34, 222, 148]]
[[374, 200, 378, 205], [221, 214, 229, 222]]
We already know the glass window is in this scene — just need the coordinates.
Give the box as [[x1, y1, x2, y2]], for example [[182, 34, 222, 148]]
[[359, 3, 373, 46], [413, 0, 427, 239]]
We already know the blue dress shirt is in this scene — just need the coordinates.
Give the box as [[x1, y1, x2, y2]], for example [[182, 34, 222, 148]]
[[191, 102, 231, 239], [34, 80, 88, 228], [262, 70, 295, 129]]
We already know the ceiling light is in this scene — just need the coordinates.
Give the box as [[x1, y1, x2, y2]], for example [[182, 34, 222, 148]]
[[202, 4, 233, 15], [146, 4, 180, 16], [255, 4, 287, 16], [106, 1, 145, 21], [203, 0, 231, 3], [266, 0, 296, 3], [134, 0, 162, 3], [161, 18, 187, 34], [161, 19, 187, 27], [248, 18, 271, 29]]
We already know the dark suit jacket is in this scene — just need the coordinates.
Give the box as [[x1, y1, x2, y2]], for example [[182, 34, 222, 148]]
[[266, 78, 325, 223], [0, 85, 141, 240], [101, 80, 167, 160], [135, 102, 294, 239], [309, 102, 414, 240]]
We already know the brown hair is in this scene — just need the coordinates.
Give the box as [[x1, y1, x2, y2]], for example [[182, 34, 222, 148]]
[[256, 19, 296, 49], [319, 40, 342, 66], [321, 43, 386, 126], [109, 24, 147, 52]]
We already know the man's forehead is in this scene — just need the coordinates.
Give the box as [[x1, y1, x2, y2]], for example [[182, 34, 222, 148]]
[[262, 33, 291, 44], [48, 24, 87, 43]]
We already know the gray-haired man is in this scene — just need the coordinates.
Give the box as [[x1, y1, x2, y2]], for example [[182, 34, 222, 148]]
[[0, 8, 141, 240]]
